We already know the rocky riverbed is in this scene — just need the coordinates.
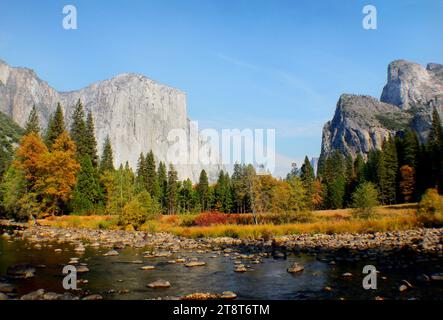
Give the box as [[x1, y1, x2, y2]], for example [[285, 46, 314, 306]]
[[1, 223, 443, 300]]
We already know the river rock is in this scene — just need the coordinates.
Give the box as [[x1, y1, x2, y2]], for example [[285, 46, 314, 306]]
[[399, 284, 408, 292], [0, 282, 15, 293], [74, 245, 85, 252], [140, 265, 155, 270], [185, 261, 206, 267], [7, 264, 36, 278], [82, 294, 103, 300], [21, 289, 45, 300], [43, 292, 60, 300], [221, 291, 237, 299], [181, 292, 220, 300], [287, 263, 304, 273], [148, 280, 171, 288], [234, 265, 247, 272], [430, 273, 443, 281], [76, 265, 89, 273], [104, 250, 119, 256]]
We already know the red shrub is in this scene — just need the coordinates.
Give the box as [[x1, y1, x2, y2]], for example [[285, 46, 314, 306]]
[[194, 212, 228, 226]]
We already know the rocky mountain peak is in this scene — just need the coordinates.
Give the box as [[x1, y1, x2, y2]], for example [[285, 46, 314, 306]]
[[381, 59, 443, 110], [321, 60, 443, 161]]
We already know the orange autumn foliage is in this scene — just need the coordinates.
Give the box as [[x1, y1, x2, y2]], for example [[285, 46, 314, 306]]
[[14, 132, 80, 215], [399, 165, 415, 203], [14, 132, 48, 184]]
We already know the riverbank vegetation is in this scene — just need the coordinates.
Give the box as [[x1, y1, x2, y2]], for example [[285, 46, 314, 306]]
[[36, 203, 421, 238], [0, 102, 442, 237]]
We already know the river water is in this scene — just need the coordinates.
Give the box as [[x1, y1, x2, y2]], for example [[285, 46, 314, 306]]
[[1, 229, 443, 300]]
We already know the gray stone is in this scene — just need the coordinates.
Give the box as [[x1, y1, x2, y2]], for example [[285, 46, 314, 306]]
[[185, 261, 206, 267], [104, 250, 119, 256], [221, 291, 237, 299], [430, 273, 443, 281], [287, 263, 304, 273], [21, 289, 45, 300], [147, 280, 171, 288]]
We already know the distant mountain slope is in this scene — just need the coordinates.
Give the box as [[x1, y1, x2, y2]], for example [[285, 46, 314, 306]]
[[0, 59, 221, 182], [0, 110, 24, 177], [321, 60, 443, 160]]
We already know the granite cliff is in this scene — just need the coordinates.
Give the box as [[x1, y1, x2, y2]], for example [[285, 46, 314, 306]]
[[0, 59, 221, 182]]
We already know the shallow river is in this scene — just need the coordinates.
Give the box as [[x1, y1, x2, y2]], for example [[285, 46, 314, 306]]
[[1, 229, 442, 300]]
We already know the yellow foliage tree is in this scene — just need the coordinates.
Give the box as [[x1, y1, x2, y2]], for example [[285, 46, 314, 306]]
[[35, 131, 80, 215]]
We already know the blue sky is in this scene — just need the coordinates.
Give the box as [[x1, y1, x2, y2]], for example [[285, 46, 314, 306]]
[[1, 0, 442, 175]]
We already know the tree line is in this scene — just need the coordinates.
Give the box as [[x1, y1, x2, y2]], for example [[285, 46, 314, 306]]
[[0, 102, 442, 224]]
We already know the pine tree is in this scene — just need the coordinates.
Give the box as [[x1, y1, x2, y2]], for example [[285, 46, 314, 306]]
[[45, 103, 65, 148], [354, 153, 366, 185], [397, 129, 419, 168], [179, 178, 195, 213], [70, 100, 87, 158], [167, 164, 178, 214], [215, 170, 232, 213], [364, 150, 381, 184], [71, 155, 102, 213], [157, 161, 168, 213], [99, 135, 114, 173], [135, 153, 147, 192], [145, 150, 159, 198], [323, 150, 346, 209], [378, 137, 398, 204], [85, 111, 99, 167], [197, 169, 209, 211], [428, 107, 443, 192], [24, 105, 41, 135], [300, 156, 315, 209], [103, 164, 135, 215]]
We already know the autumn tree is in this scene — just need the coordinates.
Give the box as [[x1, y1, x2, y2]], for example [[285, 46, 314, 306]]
[[399, 165, 415, 203], [35, 132, 80, 215]]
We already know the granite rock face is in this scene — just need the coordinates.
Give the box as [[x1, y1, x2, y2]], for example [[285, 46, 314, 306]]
[[381, 60, 443, 110], [0, 59, 221, 182], [321, 60, 443, 160]]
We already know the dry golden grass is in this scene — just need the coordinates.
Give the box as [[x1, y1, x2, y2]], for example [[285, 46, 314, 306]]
[[37, 204, 421, 238], [38, 215, 118, 230]]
